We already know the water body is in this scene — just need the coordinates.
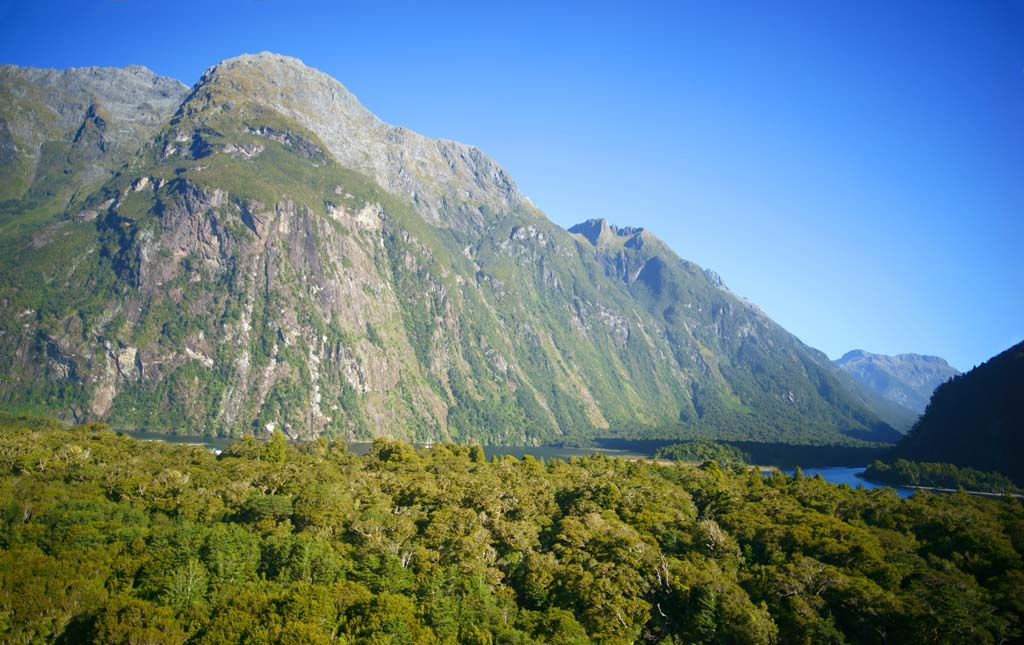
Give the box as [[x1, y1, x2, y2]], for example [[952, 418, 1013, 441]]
[[121, 430, 237, 452], [120, 431, 914, 497], [780, 466, 914, 498], [118, 432, 650, 461]]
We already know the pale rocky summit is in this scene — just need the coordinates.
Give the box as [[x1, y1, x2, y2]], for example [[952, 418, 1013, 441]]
[[186, 53, 525, 230], [0, 64, 187, 142]]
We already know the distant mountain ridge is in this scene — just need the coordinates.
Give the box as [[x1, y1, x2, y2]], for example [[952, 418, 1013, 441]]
[[0, 52, 897, 445], [834, 349, 959, 416]]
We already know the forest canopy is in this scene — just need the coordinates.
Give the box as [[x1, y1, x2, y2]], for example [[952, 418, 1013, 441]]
[[0, 415, 1022, 644]]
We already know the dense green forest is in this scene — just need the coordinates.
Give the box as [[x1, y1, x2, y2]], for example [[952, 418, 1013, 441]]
[[863, 459, 1023, 496], [1, 414, 1022, 644], [897, 340, 1024, 485], [654, 441, 749, 467]]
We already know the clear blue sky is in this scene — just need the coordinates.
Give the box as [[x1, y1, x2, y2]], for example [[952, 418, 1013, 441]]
[[2, 0, 1021, 371]]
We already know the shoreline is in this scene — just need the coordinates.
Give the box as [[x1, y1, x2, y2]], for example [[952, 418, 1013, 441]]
[[856, 473, 1024, 499]]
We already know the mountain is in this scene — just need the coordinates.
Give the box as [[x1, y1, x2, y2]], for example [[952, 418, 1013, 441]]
[[834, 349, 959, 415], [896, 341, 1024, 484], [0, 63, 187, 202], [0, 52, 897, 445]]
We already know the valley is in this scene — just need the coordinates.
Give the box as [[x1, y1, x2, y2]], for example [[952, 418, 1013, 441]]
[[1, 21, 1021, 643]]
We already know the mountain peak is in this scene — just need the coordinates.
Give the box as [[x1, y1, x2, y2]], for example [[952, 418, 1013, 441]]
[[0, 63, 187, 145], [180, 51, 523, 229], [190, 51, 374, 120], [834, 349, 959, 415], [837, 349, 870, 364], [221, 51, 306, 65], [569, 218, 647, 248], [837, 349, 954, 368]]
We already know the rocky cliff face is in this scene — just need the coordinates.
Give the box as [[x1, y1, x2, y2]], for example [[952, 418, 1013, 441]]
[[834, 349, 959, 414], [0, 53, 897, 444]]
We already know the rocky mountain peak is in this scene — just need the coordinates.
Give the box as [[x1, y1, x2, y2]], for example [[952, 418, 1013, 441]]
[[836, 349, 954, 368], [837, 349, 869, 364], [0, 62, 188, 200], [0, 63, 187, 142], [568, 218, 611, 245], [569, 218, 649, 248], [192, 52, 377, 126], [180, 51, 525, 230], [703, 268, 728, 290]]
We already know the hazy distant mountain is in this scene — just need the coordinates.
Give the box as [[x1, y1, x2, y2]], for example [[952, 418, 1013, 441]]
[[834, 350, 959, 415], [0, 52, 897, 445], [897, 341, 1024, 484]]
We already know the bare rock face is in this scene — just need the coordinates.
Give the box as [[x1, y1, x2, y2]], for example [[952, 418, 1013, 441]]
[[0, 64, 187, 139]]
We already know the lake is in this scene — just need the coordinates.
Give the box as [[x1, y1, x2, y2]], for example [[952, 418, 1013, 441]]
[[780, 466, 914, 498]]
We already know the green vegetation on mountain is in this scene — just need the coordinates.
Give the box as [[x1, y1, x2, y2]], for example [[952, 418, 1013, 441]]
[[896, 341, 1024, 484], [0, 417, 1021, 643], [0, 54, 900, 446]]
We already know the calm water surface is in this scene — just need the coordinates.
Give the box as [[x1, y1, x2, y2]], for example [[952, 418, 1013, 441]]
[[122, 430, 237, 451], [780, 466, 914, 498]]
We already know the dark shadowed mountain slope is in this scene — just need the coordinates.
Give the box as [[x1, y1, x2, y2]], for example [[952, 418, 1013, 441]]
[[896, 341, 1024, 483]]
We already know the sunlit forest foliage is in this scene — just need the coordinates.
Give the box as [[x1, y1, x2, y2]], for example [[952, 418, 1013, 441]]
[[654, 441, 749, 466], [1, 415, 1022, 644]]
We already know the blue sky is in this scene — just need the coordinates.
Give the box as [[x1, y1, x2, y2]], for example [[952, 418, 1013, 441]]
[[2, 0, 1021, 371]]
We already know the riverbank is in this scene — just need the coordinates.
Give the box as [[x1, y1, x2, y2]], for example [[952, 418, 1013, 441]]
[[856, 472, 1024, 499], [859, 459, 1024, 499]]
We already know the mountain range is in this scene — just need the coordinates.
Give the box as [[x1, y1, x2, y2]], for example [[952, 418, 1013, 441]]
[[833, 349, 959, 429], [0, 52, 903, 445]]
